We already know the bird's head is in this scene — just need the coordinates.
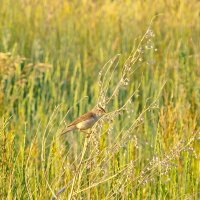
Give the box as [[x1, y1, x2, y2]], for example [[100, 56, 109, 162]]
[[93, 105, 106, 117]]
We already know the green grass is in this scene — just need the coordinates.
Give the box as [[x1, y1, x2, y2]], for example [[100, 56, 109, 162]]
[[0, 0, 199, 199]]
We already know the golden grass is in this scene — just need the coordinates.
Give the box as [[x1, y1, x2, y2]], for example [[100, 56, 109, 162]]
[[0, 0, 199, 199]]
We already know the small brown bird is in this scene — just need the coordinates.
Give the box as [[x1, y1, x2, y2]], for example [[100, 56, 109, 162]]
[[61, 106, 106, 134]]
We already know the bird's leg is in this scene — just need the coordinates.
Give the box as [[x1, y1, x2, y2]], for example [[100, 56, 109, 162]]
[[86, 129, 93, 138], [80, 129, 91, 138], [86, 131, 91, 138], [80, 129, 88, 134]]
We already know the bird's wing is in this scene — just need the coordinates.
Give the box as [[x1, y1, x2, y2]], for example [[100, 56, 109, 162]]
[[67, 112, 95, 127]]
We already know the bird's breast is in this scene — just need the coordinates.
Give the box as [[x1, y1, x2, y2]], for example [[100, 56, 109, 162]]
[[76, 118, 97, 130]]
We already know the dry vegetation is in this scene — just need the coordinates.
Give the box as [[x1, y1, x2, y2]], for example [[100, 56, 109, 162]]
[[0, 0, 199, 199]]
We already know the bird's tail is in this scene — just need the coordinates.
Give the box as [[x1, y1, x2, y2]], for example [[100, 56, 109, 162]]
[[61, 125, 76, 135]]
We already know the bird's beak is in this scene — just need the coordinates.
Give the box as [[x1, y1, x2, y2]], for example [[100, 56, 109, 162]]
[[99, 106, 106, 113]]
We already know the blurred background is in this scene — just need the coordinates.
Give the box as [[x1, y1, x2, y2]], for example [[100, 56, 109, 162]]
[[0, 0, 199, 199]]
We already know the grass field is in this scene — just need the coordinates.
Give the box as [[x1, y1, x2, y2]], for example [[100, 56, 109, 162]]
[[0, 0, 200, 199]]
